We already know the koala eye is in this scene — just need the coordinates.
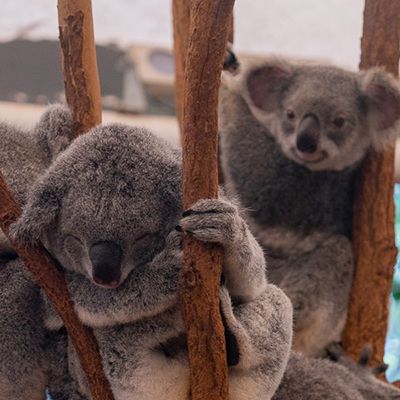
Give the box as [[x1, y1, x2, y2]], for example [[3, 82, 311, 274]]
[[64, 234, 84, 256], [333, 117, 346, 128], [286, 109, 296, 121]]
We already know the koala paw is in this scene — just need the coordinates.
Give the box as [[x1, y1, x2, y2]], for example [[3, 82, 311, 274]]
[[164, 230, 183, 255], [178, 198, 244, 246]]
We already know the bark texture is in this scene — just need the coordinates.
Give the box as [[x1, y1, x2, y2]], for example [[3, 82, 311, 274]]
[[0, 174, 114, 400], [175, 1, 235, 399], [172, 0, 190, 136], [58, 0, 102, 135], [342, 0, 400, 368]]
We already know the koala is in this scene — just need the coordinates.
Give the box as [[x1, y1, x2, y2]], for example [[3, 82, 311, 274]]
[[219, 57, 400, 356], [0, 256, 48, 400], [273, 349, 400, 400], [11, 123, 293, 400], [0, 106, 75, 399], [0, 104, 74, 254]]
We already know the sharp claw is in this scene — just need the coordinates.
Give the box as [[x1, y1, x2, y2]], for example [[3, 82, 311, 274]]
[[372, 363, 389, 375], [175, 225, 183, 232]]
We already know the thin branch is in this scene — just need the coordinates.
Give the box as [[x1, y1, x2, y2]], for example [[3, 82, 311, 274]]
[[177, 1, 235, 399]]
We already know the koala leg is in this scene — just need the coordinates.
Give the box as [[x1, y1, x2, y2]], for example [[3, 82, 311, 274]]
[[0, 258, 49, 400], [179, 198, 267, 302], [46, 328, 87, 400], [220, 285, 293, 400], [269, 234, 353, 356]]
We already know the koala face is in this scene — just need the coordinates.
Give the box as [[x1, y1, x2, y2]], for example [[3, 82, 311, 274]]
[[11, 124, 182, 289], [238, 60, 400, 171]]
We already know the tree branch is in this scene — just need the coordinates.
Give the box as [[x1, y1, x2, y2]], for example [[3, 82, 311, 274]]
[[343, 0, 400, 368], [176, 1, 235, 399]]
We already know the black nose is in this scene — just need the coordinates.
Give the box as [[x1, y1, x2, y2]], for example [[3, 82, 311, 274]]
[[296, 133, 318, 153], [296, 115, 320, 154], [89, 241, 122, 287]]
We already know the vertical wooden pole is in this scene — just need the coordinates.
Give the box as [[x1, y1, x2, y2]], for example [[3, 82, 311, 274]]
[[172, 0, 190, 135], [54, 1, 114, 397], [176, 1, 235, 399], [58, 0, 102, 135], [343, 0, 400, 367]]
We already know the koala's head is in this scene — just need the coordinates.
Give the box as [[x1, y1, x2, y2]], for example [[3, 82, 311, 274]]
[[236, 59, 400, 171], [11, 124, 181, 289]]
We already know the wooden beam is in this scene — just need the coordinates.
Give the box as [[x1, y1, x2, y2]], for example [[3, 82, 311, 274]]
[[177, 1, 235, 399], [172, 0, 190, 135], [58, 0, 102, 135], [343, 0, 400, 368]]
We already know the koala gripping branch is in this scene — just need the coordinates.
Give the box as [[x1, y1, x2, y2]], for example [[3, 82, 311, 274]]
[[175, 1, 235, 399], [0, 173, 114, 400], [343, 0, 400, 368]]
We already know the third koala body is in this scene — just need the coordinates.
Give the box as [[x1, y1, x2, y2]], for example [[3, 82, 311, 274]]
[[11, 123, 293, 400], [0, 106, 74, 400], [0, 105, 74, 254], [219, 58, 400, 356]]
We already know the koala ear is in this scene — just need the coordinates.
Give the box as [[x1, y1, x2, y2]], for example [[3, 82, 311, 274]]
[[359, 68, 400, 149], [34, 104, 75, 162], [10, 170, 67, 244], [244, 60, 293, 113]]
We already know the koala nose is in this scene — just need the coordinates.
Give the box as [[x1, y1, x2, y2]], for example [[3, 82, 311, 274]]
[[89, 241, 122, 288], [296, 115, 320, 154]]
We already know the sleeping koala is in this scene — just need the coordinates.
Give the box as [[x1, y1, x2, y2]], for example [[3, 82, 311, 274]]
[[0, 104, 74, 254], [0, 105, 74, 400], [11, 124, 293, 400], [219, 57, 400, 356]]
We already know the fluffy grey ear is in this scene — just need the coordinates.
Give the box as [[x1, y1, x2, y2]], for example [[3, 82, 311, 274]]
[[244, 60, 293, 113], [34, 104, 75, 162], [359, 68, 400, 149], [10, 170, 67, 244]]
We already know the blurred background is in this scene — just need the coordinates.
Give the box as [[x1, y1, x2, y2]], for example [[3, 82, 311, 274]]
[[1, 0, 400, 382]]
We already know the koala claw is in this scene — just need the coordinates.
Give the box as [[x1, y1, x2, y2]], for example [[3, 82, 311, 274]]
[[179, 198, 243, 246]]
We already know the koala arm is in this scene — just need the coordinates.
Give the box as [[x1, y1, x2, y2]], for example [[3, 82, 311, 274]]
[[268, 234, 354, 357], [44, 232, 182, 329], [221, 285, 293, 400], [179, 198, 267, 302]]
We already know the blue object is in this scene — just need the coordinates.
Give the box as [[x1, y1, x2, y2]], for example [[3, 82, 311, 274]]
[[384, 184, 400, 382]]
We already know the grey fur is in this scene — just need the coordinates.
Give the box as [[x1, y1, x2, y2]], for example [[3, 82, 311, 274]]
[[0, 104, 73, 253], [219, 58, 400, 356], [0, 105, 74, 399], [0, 257, 47, 400], [11, 124, 293, 400], [273, 352, 400, 399]]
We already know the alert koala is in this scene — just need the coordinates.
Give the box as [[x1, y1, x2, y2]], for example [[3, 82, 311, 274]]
[[0, 104, 74, 253], [219, 57, 400, 356], [273, 349, 400, 400], [11, 123, 293, 400], [0, 106, 74, 400]]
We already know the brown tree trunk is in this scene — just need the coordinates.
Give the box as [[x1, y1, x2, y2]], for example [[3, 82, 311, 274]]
[[342, 0, 400, 368], [172, 0, 190, 136], [176, 1, 235, 399], [58, 0, 102, 135]]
